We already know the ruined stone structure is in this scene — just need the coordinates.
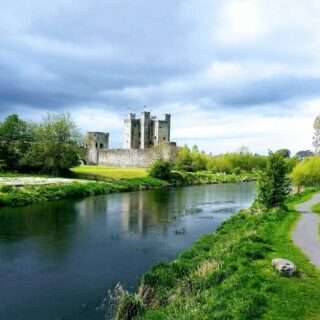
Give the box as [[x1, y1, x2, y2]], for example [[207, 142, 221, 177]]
[[85, 132, 109, 164], [124, 112, 171, 149], [97, 144, 177, 168], [85, 111, 176, 167]]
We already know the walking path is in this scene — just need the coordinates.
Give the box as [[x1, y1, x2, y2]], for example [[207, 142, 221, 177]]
[[292, 193, 320, 268]]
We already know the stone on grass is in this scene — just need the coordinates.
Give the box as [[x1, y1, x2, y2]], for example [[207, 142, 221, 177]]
[[272, 258, 296, 276]]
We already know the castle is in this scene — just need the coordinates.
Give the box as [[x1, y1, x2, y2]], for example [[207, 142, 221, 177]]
[[124, 112, 171, 149], [85, 111, 177, 167]]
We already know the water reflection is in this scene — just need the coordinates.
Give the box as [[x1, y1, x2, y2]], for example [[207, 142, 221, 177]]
[[0, 182, 255, 320]]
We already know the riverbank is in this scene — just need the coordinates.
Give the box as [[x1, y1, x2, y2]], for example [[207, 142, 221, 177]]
[[113, 190, 320, 320], [0, 177, 166, 207], [0, 170, 255, 208]]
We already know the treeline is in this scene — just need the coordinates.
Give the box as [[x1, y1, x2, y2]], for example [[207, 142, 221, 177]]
[[173, 145, 298, 174], [0, 114, 82, 175]]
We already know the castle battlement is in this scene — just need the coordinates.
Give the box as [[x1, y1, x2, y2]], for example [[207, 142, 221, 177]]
[[124, 111, 171, 150]]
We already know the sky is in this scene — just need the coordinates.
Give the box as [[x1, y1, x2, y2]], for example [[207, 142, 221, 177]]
[[1, 0, 320, 154]]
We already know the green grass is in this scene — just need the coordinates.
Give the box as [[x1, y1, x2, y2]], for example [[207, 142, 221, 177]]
[[71, 166, 256, 184], [112, 190, 320, 320], [0, 172, 49, 178], [0, 167, 255, 208], [170, 171, 256, 185], [71, 165, 148, 180], [0, 177, 166, 208], [311, 202, 320, 214]]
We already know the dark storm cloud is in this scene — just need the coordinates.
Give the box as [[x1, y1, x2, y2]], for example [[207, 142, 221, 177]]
[[0, 0, 320, 121]]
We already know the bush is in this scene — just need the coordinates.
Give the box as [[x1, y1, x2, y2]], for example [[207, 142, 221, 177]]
[[257, 152, 291, 209], [291, 156, 320, 188], [174, 146, 267, 174], [149, 160, 173, 180]]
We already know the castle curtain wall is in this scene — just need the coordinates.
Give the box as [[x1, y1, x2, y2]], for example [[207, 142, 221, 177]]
[[96, 144, 177, 168]]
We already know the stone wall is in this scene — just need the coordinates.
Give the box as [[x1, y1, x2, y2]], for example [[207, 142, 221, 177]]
[[96, 144, 178, 167]]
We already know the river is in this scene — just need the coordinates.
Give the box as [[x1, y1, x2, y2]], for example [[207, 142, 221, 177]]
[[0, 182, 255, 320]]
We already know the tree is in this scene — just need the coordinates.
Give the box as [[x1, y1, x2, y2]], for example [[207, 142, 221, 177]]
[[295, 150, 314, 160], [149, 160, 173, 180], [175, 146, 194, 171], [0, 114, 34, 171], [257, 152, 291, 209], [291, 157, 320, 188], [23, 113, 81, 175], [275, 149, 291, 158], [313, 115, 320, 154]]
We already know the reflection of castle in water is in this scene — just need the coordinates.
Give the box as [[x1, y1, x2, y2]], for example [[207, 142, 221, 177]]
[[120, 190, 174, 236], [73, 182, 255, 236]]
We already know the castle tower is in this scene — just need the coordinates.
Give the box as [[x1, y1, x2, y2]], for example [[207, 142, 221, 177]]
[[85, 132, 109, 164], [140, 111, 152, 149], [153, 114, 171, 146], [124, 113, 140, 149], [123, 111, 171, 150]]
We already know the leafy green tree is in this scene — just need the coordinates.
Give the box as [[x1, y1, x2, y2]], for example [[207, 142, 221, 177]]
[[257, 152, 291, 209], [175, 146, 194, 171], [149, 160, 173, 180], [291, 156, 320, 188], [23, 113, 81, 175], [275, 149, 291, 158], [295, 150, 314, 160], [0, 114, 34, 171]]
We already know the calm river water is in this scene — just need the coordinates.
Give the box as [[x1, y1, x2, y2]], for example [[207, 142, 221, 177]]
[[0, 182, 255, 320]]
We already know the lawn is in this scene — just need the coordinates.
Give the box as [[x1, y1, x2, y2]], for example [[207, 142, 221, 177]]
[[71, 165, 148, 180]]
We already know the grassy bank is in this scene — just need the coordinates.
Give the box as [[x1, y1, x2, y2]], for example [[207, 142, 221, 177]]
[[0, 166, 256, 208], [170, 170, 255, 185], [113, 190, 320, 320], [0, 178, 166, 208], [71, 166, 255, 185]]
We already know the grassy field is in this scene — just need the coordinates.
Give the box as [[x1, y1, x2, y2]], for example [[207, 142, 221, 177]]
[[71, 165, 148, 179], [112, 190, 320, 320]]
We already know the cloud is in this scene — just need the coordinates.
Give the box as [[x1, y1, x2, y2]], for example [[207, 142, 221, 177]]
[[0, 0, 320, 153]]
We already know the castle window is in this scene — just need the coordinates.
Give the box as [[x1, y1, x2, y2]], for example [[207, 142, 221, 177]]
[[163, 137, 166, 141], [100, 143, 104, 148], [96, 143, 98, 148]]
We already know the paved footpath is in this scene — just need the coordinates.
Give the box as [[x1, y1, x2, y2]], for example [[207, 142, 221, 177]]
[[292, 193, 320, 268]]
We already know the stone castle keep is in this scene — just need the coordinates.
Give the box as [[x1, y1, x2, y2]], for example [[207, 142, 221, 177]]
[[85, 111, 177, 167], [124, 112, 171, 149]]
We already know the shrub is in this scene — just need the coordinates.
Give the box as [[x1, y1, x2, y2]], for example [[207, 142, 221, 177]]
[[257, 152, 291, 209], [291, 156, 320, 188], [174, 146, 267, 174], [148, 160, 173, 180]]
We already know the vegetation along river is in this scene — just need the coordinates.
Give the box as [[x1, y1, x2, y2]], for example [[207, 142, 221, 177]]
[[0, 182, 255, 320]]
